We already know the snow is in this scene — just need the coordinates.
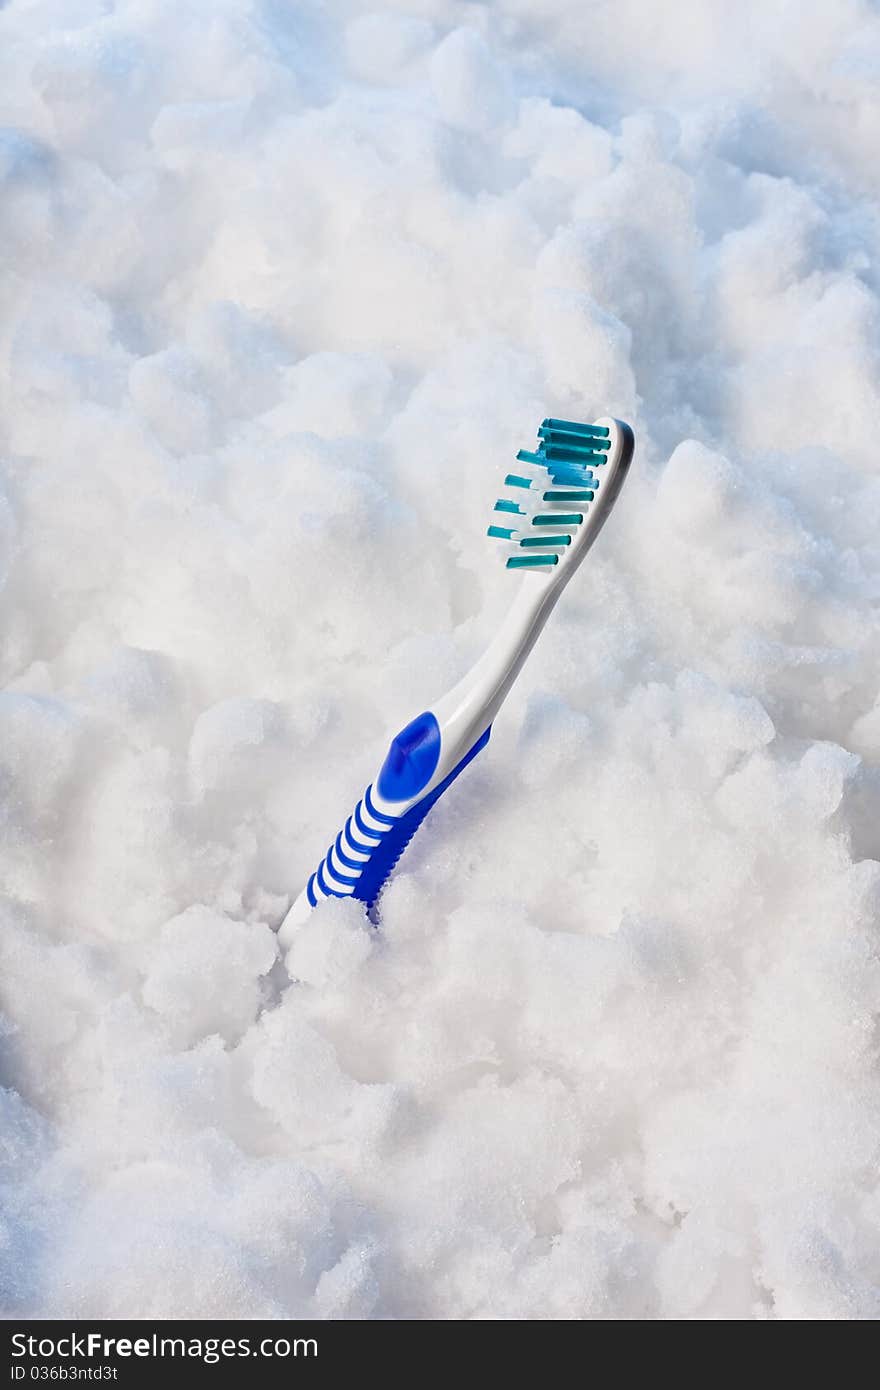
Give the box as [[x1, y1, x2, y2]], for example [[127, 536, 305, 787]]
[[2, 0, 880, 1320]]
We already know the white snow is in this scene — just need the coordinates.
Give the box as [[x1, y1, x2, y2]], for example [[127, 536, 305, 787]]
[[2, 0, 880, 1320]]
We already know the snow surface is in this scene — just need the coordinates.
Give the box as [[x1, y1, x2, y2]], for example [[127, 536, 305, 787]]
[[2, 0, 880, 1321]]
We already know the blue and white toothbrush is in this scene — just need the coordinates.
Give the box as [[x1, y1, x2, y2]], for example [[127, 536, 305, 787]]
[[278, 416, 634, 947]]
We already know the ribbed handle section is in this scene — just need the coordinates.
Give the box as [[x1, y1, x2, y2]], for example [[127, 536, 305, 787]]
[[300, 726, 492, 920], [305, 781, 400, 911]]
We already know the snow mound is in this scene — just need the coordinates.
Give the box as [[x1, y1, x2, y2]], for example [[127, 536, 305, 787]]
[[2, 0, 880, 1320]]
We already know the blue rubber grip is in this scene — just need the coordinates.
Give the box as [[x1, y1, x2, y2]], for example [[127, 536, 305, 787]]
[[309, 726, 491, 918], [377, 711, 441, 801]]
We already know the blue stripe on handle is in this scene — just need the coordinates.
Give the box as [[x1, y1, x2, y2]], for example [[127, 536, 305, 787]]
[[345, 815, 373, 855], [353, 800, 382, 842], [334, 831, 364, 871], [327, 849, 361, 886], [364, 783, 397, 825], [317, 860, 348, 899], [306, 873, 318, 907]]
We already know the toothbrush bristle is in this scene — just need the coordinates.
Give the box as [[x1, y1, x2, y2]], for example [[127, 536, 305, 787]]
[[488, 417, 610, 569]]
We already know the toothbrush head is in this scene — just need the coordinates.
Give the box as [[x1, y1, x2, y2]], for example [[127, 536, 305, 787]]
[[488, 416, 634, 580]]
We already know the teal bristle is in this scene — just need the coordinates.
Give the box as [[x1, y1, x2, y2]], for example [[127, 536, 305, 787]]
[[540, 428, 610, 451], [542, 494, 594, 503], [533, 512, 582, 526], [548, 467, 594, 484], [542, 418, 609, 438], [507, 554, 559, 568], [495, 498, 523, 514], [504, 473, 532, 489], [544, 444, 607, 463], [520, 534, 570, 548], [487, 524, 515, 540]]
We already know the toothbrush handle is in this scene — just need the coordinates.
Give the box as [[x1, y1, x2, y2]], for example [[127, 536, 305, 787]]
[[278, 725, 491, 945]]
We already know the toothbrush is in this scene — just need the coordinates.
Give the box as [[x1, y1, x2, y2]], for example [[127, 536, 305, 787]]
[[278, 416, 634, 947]]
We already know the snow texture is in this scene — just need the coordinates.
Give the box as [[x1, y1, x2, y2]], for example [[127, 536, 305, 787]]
[[2, 0, 880, 1321]]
